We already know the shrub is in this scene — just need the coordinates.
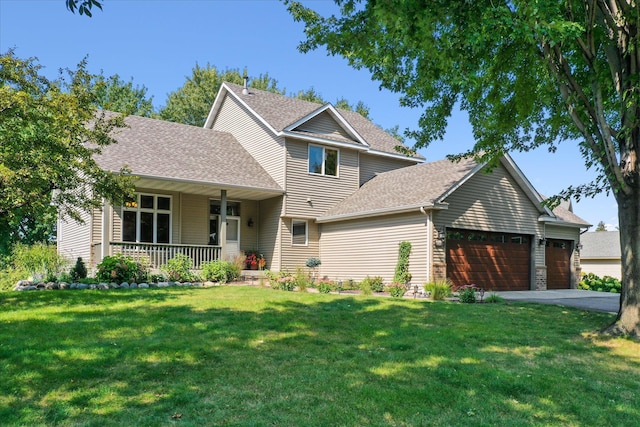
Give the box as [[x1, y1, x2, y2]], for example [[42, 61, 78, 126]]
[[456, 284, 479, 304], [361, 275, 385, 293], [11, 243, 68, 282], [294, 267, 310, 292], [579, 272, 621, 293], [272, 275, 296, 291], [359, 280, 372, 295], [305, 257, 321, 268], [96, 253, 146, 283], [393, 241, 412, 285], [69, 257, 88, 281], [387, 282, 407, 298], [161, 254, 195, 282], [484, 293, 505, 304], [317, 279, 334, 294], [424, 279, 452, 301], [201, 260, 237, 283], [232, 252, 247, 276]]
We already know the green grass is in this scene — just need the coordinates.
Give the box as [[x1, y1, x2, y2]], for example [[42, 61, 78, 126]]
[[1, 287, 638, 426]]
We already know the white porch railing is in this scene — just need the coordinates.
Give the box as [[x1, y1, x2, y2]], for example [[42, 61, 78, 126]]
[[108, 242, 221, 270]]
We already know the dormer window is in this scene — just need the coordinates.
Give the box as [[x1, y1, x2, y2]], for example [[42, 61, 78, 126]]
[[309, 145, 338, 177]]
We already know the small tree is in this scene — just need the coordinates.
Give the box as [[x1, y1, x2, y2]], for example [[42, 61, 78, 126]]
[[393, 241, 412, 285], [69, 257, 88, 281], [306, 257, 321, 283]]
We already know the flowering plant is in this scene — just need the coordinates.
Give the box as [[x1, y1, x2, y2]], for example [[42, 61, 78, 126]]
[[245, 251, 265, 269]]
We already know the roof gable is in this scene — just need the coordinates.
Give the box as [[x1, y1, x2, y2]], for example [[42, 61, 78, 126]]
[[205, 82, 422, 161], [287, 106, 368, 146]]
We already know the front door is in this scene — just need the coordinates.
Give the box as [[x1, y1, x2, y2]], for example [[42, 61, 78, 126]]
[[209, 215, 240, 259]]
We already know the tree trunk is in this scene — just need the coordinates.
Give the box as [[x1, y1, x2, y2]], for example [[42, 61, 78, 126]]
[[602, 186, 640, 337]]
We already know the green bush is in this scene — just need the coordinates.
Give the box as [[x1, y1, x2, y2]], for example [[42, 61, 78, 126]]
[[317, 280, 334, 294], [96, 253, 146, 284], [387, 283, 407, 298], [69, 257, 88, 281], [579, 272, 621, 293], [359, 280, 372, 295], [424, 279, 452, 301], [361, 275, 385, 293], [161, 254, 195, 282], [457, 284, 478, 304], [11, 243, 68, 282], [201, 260, 237, 283], [393, 241, 412, 285], [294, 267, 310, 292]]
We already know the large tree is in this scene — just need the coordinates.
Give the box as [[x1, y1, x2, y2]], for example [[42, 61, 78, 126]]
[[288, 0, 640, 336], [159, 65, 284, 126], [0, 51, 135, 254], [93, 72, 155, 117]]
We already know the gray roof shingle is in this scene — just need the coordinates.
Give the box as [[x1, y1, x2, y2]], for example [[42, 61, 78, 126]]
[[581, 231, 621, 259], [318, 157, 478, 220], [223, 82, 423, 159], [95, 113, 282, 192]]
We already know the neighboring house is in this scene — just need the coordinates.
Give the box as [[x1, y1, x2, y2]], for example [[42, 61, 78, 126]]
[[580, 231, 622, 279], [58, 81, 590, 291]]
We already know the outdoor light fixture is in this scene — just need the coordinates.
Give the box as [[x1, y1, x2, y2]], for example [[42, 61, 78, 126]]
[[538, 237, 547, 246], [247, 218, 254, 228]]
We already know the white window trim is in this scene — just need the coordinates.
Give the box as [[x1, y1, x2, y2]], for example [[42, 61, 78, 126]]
[[122, 193, 172, 244], [291, 219, 308, 246], [308, 144, 339, 178]]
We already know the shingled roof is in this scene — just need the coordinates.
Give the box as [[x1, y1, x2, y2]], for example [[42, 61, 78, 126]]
[[317, 157, 479, 222], [581, 231, 621, 259], [95, 113, 282, 193], [213, 82, 423, 160]]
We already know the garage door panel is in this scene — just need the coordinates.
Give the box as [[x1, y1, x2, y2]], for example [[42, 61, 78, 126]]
[[546, 239, 571, 289], [446, 229, 531, 291]]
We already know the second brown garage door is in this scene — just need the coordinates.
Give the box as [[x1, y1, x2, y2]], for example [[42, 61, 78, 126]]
[[545, 239, 572, 289], [446, 229, 531, 291]]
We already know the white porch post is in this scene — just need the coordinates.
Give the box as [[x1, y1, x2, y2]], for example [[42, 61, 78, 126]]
[[220, 190, 227, 261], [101, 199, 111, 260]]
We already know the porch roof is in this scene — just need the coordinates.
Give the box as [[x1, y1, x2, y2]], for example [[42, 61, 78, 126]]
[[95, 113, 284, 200]]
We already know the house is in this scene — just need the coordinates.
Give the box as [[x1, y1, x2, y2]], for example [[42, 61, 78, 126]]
[[580, 231, 622, 279], [58, 81, 590, 290]]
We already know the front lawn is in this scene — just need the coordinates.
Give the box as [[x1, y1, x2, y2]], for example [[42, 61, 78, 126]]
[[1, 287, 638, 426]]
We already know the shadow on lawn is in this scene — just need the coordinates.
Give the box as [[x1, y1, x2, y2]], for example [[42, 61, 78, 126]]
[[1, 287, 638, 426]]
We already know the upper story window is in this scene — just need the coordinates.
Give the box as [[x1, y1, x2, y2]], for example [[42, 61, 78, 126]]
[[122, 194, 171, 243], [309, 145, 338, 177]]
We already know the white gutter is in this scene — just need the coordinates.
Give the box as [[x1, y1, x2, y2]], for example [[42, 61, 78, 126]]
[[317, 203, 448, 224]]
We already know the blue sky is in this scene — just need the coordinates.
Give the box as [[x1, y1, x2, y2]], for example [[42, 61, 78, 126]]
[[1, 0, 618, 230]]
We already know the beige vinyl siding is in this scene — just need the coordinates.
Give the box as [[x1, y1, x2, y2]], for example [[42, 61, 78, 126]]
[[181, 194, 209, 245], [545, 224, 580, 241], [212, 95, 286, 187], [258, 196, 283, 271], [580, 259, 621, 279], [359, 153, 418, 186], [281, 219, 320, 270], [57, 209, 92, 265], [319, 212, 428, 284], [437, 165, 541, 234], [240, 200, 259, 252], [285, 139, 359, 217], [432, 164, 545, 273], [295, 111, 352, 142]]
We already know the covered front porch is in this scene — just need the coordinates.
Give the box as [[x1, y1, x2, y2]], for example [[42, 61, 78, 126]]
[[93, 176, 283, 271]]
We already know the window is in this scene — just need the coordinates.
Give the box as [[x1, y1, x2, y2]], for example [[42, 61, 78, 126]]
[[292, 219, 308, 246], [308, 145, 338, 177], [122, 194, 171, 243]]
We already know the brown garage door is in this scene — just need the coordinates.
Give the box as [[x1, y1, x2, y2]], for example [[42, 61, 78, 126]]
[[546, 239, 572, 289], [446, 229, 531, 291]]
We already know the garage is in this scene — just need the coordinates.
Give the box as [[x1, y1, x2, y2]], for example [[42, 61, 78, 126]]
[[545, 239, 572, 289], [446, 229, 531, 291]]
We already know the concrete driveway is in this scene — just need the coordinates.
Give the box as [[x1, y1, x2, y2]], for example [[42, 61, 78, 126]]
[[492, 289, 620, 314]]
